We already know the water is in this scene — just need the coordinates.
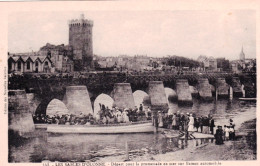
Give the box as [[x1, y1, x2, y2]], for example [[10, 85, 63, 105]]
[[9, 98, 256, 162]]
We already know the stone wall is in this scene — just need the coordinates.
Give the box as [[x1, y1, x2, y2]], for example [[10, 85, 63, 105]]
[[112, 83, 135, 109], [63, 86, 93, 115], [176, 79, 193, 105], [148, 81, 168, 111], [232, 77, 243, 97], [216, 78, 229, 97], [198, 78, 212, 100], [8, 90, 34, 135]]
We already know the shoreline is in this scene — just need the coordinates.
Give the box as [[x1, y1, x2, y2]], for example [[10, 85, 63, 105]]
[[97, 118, 256, 162]]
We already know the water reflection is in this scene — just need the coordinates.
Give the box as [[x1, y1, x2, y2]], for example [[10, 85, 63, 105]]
[[9, 98, 256, 162]]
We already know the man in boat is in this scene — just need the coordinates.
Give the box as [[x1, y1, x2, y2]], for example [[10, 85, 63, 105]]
[[215, 126, 224, 145], [147, 107, 152, 120]]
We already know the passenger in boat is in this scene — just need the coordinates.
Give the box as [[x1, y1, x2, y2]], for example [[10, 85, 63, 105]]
[[122, 108, 130, 123], [215, 126, 224, 145], [139, 104, 143, 112], [96, 110, 101, 121], [102, 115, 108, 124], [147, 107, 152, 120], [116, 108, 123, 123]]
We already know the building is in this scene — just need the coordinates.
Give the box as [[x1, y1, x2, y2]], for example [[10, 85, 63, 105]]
[[69, 14, 93, 69], [39, 43, 74, 73], [216, 58, 230, 71], [8, 54, 53, 73], [197, 55, 217, 71]]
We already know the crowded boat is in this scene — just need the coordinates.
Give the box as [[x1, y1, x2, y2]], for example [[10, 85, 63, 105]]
[[33, 104, 236, 143], [33, 104, 152, 125]]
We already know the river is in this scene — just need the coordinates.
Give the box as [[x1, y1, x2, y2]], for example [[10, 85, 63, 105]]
[[9, 97, 256, 162]]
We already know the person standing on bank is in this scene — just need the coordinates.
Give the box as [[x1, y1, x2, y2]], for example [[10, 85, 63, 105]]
[[215, 126, 224, 145], [188, 114, 196, 138], [158, 111, 164, 127], [172, 113, 177, 130], [209, 115, 215, 134]]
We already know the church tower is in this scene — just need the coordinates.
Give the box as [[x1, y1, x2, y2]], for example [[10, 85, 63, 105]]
[[69, 14, 93, 70], [239, 46, 245, 61]]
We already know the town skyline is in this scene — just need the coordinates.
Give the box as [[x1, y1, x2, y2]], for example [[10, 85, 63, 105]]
[[8, 10, 256, 60]]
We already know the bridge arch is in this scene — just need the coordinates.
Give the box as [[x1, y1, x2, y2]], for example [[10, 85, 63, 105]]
[[164, 87, 177, 102], [133, 90, 149, 107], [46, 98, 70, 116], [93, 93, 114, 118]]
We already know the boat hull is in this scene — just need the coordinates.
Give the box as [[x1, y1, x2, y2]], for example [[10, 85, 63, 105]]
[[239, 98, 256, 101], [46, 122, 155, 134]]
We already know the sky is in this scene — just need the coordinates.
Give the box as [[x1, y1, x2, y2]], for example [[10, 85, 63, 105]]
[[8, 10, 256, 60]]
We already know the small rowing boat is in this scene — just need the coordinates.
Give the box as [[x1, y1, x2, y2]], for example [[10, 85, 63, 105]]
[[44, 121, 154, 134], [239, 98, 256, 101]]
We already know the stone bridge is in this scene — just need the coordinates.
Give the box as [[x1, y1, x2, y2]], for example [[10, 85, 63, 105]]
[[8, 72, 256, 115]]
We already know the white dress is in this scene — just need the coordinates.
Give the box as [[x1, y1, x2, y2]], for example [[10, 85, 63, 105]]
[[188, 116, 196, 132], [122, 111, 129, 123]]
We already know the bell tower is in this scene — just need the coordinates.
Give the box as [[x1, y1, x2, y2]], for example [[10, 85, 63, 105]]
[[239, 46, 245, 61]]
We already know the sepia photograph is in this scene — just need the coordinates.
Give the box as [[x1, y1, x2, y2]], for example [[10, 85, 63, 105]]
[[1, 1, 258, 165]]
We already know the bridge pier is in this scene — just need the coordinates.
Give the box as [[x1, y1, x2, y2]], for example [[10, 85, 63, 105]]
[[198, 78, 213, 101], [216, 78, 229, 98], [176, 79, 193, 105], [26, 93, 41, 114], [8, 90, 34, 136], [232, 77, 243, 97], [63, 86, 93, 115], [243, 77, 256, 98], [112, 83, 135, 109], [148, 81, 169, 112]]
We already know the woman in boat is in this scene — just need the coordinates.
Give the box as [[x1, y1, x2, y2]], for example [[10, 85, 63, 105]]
[[122, 108, 130, 123], [116, 108, 123, 123]]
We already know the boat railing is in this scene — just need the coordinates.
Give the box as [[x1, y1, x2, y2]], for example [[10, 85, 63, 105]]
[[35, 120, 153, 128]]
